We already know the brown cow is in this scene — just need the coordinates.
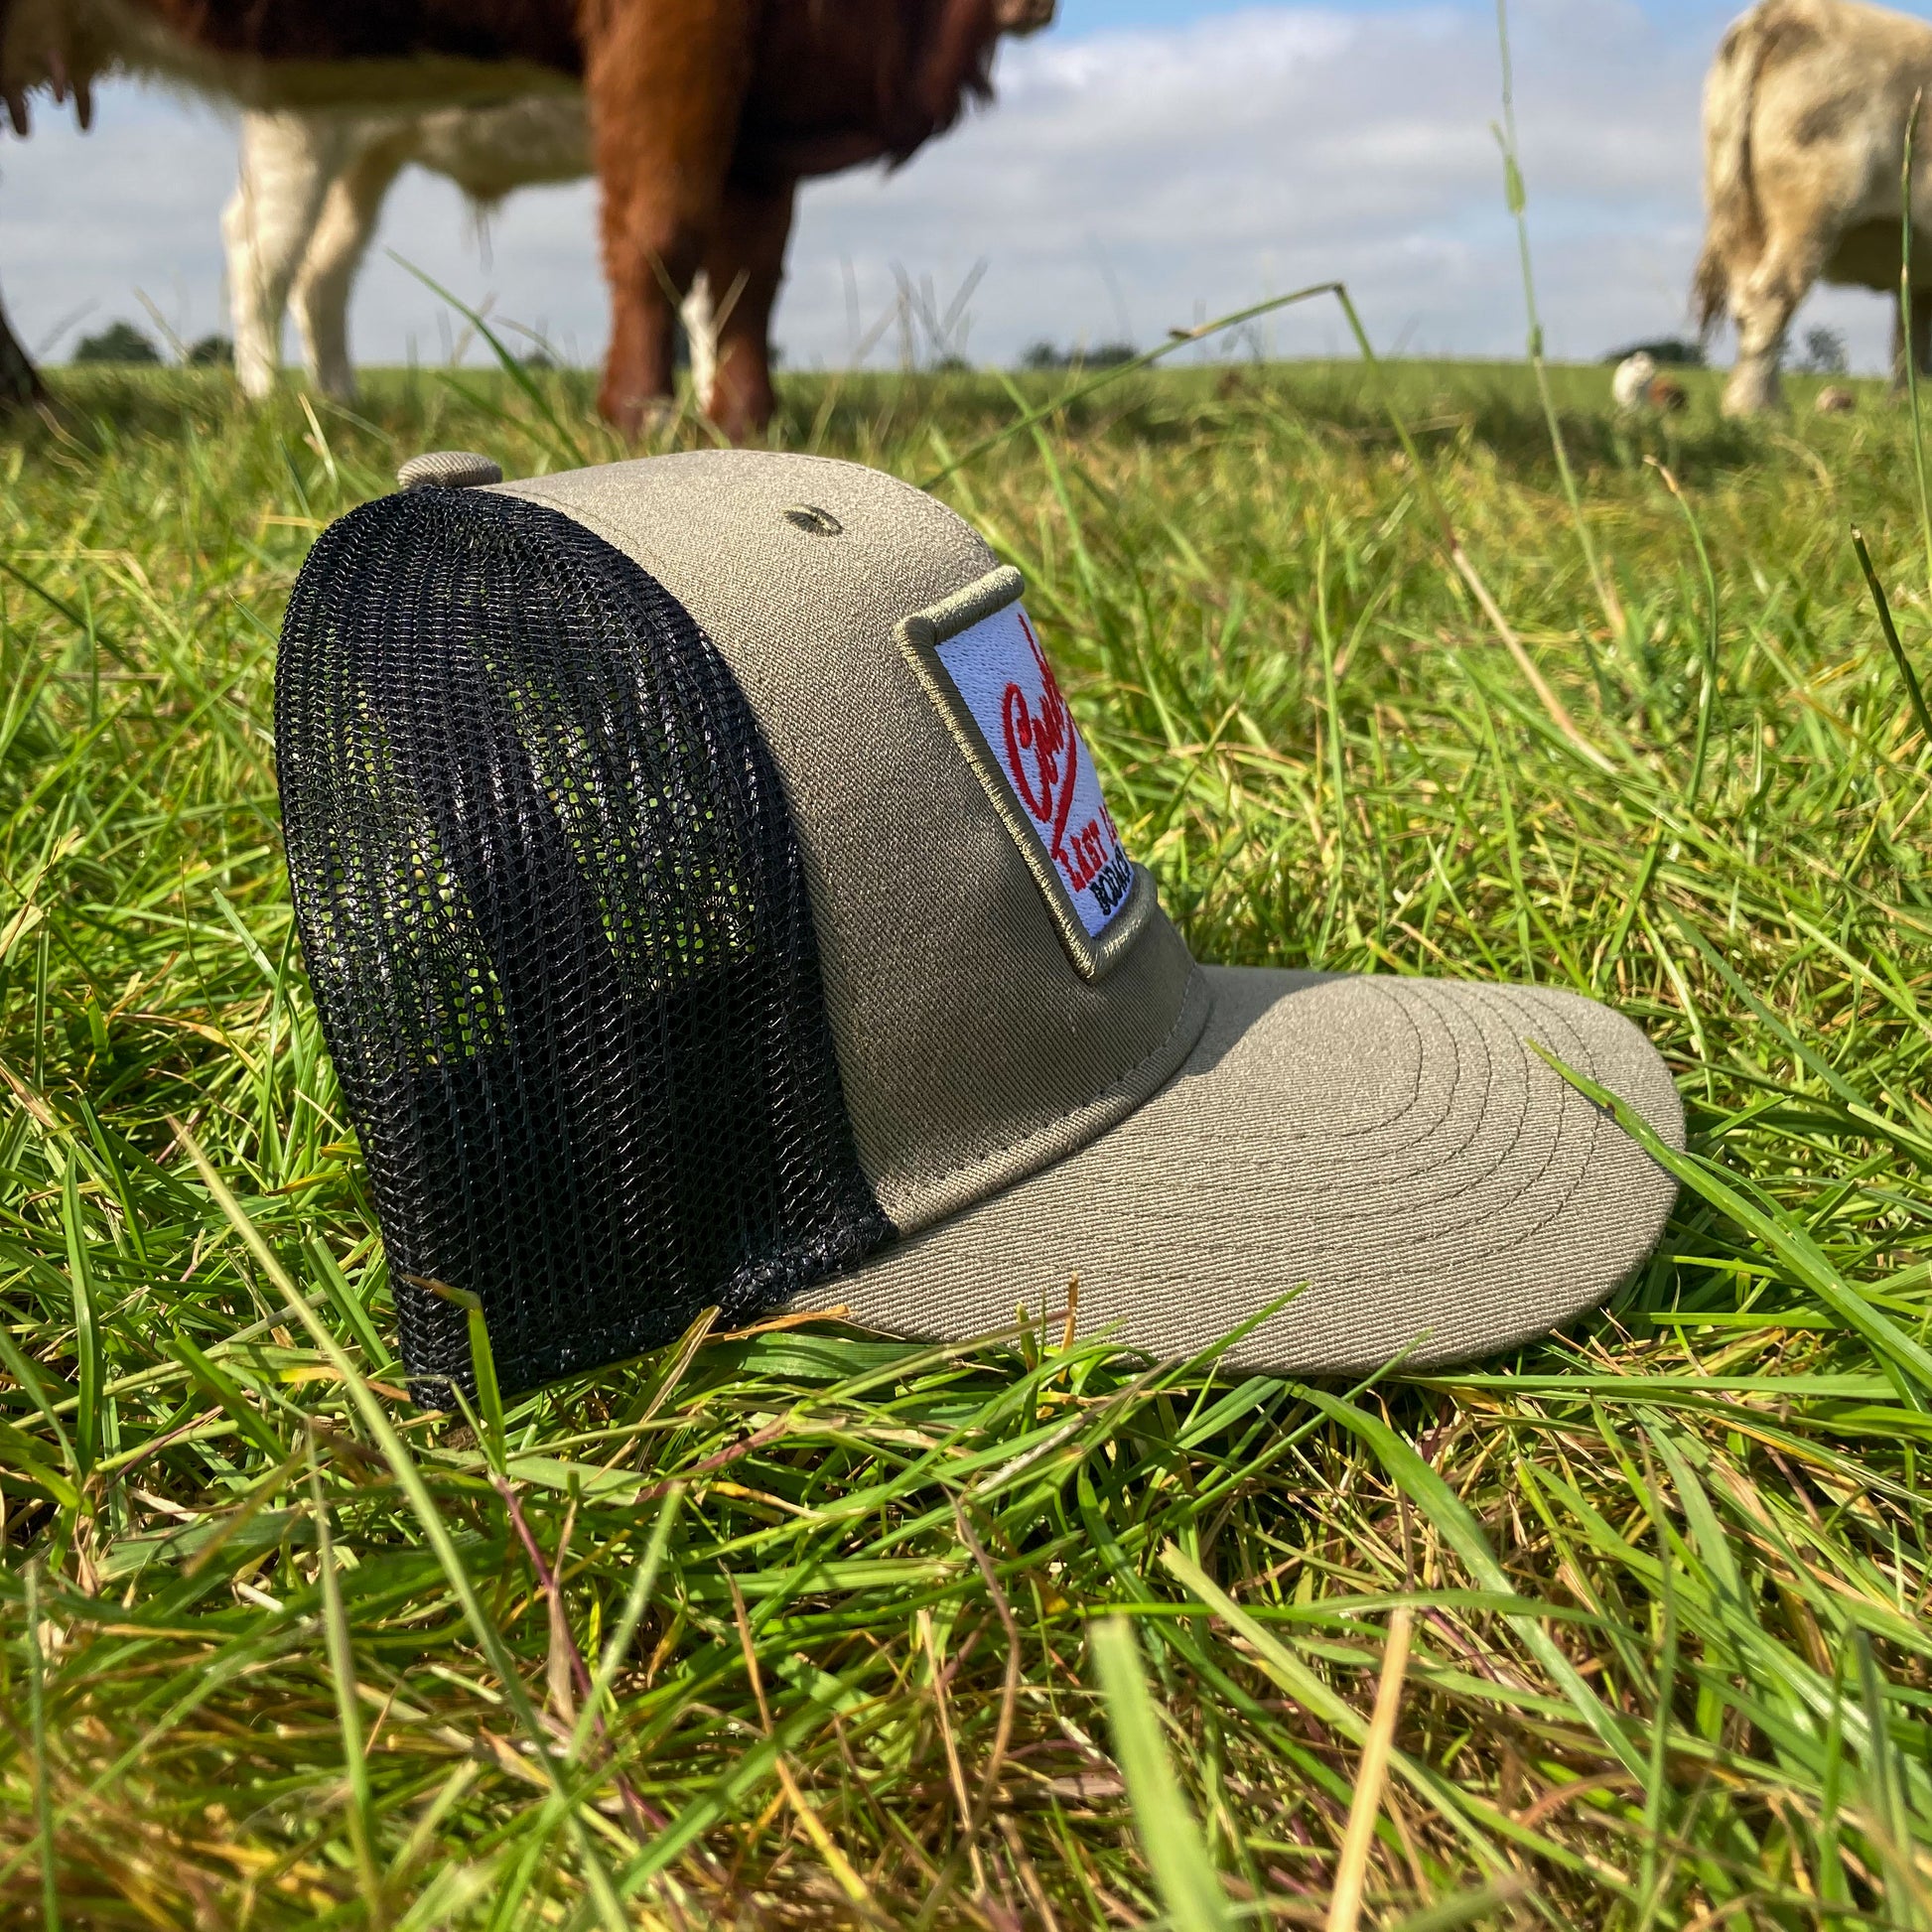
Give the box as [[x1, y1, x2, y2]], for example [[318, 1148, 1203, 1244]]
[[1694, 0, 1932, 416], [0, 0, 1053, 438]]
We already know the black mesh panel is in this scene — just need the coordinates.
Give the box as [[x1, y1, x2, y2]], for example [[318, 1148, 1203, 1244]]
[[274, 487, 890, 1400]]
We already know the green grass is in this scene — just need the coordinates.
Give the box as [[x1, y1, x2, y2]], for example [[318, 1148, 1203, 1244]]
[[2, 351, 1930, 1928]]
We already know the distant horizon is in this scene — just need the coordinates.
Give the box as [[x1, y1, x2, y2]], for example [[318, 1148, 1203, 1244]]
[[55, 342, 1856, 376]]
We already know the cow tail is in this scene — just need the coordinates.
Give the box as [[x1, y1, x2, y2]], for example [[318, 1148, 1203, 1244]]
[[1695, 5, 1775, 335]]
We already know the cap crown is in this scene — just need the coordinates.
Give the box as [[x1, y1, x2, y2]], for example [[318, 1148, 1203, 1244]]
[[502, 453, 1205, 1232]]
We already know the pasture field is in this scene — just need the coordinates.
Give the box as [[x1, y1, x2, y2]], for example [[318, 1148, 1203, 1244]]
[[2, 350, 1930, 1929]]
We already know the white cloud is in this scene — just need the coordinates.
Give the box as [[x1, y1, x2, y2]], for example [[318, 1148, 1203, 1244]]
[[0, 4, 1903, 379]]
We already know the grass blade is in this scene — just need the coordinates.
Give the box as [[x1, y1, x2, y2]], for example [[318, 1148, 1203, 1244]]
[[1851, 527, 1932, 749], [26, 1562, 60, 1932], [59, 1161, 99, 1475], [386, 252, 589, 471], [1089, 1615, 1233, 1932], [565, 1484, 684, 1768], [1531, 1048, 1932, 1402], [308, 1439, 382, 1924], [1492, 0, 1621, 637], [1324, 1606, 1414, 1932]]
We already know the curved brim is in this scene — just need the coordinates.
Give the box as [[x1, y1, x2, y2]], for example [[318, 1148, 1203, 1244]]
[[800, 969, 1684, 1373]]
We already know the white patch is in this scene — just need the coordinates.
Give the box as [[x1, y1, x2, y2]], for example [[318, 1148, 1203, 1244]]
[[931, 602, 1134, 938]]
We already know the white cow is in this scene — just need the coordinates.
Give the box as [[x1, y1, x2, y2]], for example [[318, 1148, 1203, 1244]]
[[223, 96, 716, 407], [1611, 350, 1659, 410], [1695, 0, 1932, 415]]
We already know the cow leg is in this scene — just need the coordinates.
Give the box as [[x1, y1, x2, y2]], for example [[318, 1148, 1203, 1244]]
[[695, 181, 796, 441], [585, 0, 758, 437], [1722, 254, 1814, 416], [225, 111, 347, 402], [291, 145, 406, 402], [681, 273, 718, 417], [0, 284, 45, 410]]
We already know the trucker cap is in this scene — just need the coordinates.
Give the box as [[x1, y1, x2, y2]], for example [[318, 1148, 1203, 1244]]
[[274, 449, 1683, 1400]]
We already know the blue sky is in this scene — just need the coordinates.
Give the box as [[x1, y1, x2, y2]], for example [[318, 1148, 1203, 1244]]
[[1076, 0, 1726, 27], [1075, 0, 1265, 22], [0, 1, 1914, 377]]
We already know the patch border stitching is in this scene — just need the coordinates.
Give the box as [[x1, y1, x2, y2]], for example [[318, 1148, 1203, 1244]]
[[897, 566, 1155, 983]]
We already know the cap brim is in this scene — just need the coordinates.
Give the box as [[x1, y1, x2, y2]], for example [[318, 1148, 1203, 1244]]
[[798, 968, 1684, 1372]]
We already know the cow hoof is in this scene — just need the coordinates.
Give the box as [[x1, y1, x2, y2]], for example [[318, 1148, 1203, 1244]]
[[697, 382, 775, 446], [703, 405, 773, 447]]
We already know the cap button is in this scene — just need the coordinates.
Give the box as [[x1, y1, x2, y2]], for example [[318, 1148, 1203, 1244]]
[[397, 450, 503, 491]]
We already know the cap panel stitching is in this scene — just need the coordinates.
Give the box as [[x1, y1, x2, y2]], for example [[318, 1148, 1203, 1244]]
[[881, 961, 1214, 1231]]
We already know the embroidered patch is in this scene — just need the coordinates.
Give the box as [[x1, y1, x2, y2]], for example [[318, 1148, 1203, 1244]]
[[900, 569, 1153, 981], [931, 601, 1135, 937]]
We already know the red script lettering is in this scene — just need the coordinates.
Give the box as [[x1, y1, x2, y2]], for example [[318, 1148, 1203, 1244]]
[[1000, 612, 1081, 883]]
